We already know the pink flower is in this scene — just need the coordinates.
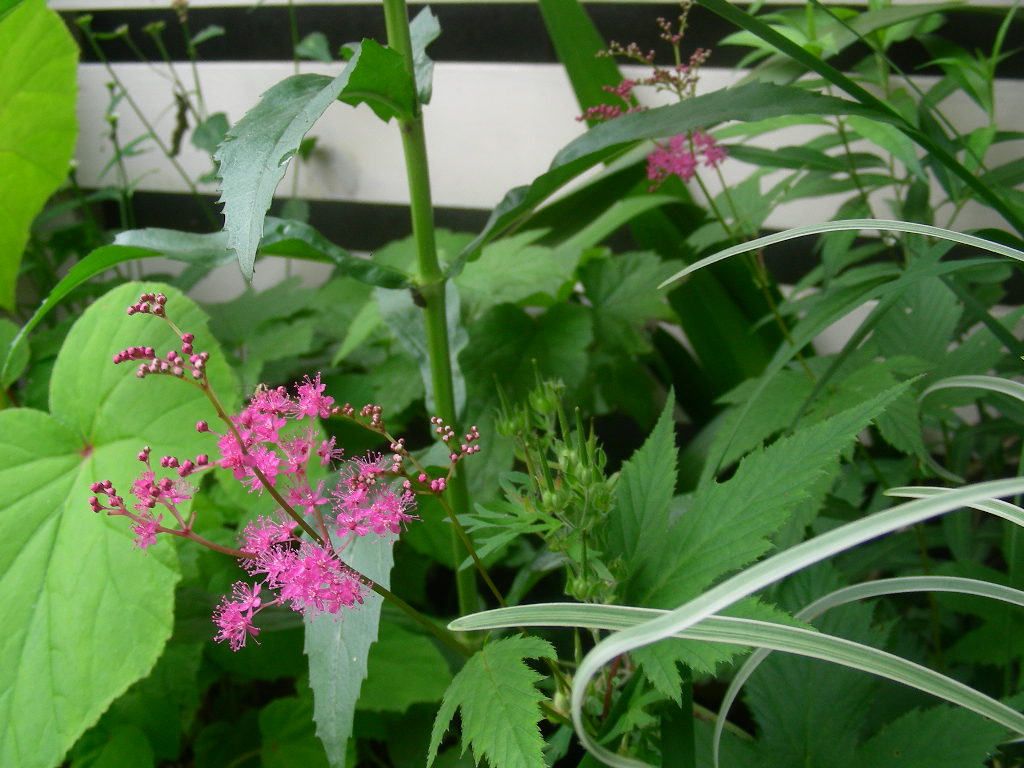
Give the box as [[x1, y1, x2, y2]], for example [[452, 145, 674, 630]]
[[291, 374, 334, 420], [287, 481, 328, 516], [131, 512, 162, 549], [213, 582, 263, 651]]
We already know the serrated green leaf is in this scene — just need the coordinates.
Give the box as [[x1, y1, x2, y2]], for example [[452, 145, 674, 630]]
[[216, 41, 415, 280], [744, 567, 887, 768], [410, 7, 440, 105], [460, 303, 593, 420], [337, 38, 414, 122], [216, 72, 338, 280], [855, 705, 1006, 767], [0, 0, 77, 309], [580, 252, 677, 354], [304, 532, 395, 767], [710, 368, 815, 470], [455, 230, 579, 315], [607, 394, 676, 574], [873, 277, 961, 364], [0, 282, 234, 768], [628, 381, 910, 608], [428, 636, 555, 768]]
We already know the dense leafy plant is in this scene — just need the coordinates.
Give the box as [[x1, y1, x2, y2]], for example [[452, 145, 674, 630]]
[[3, 0, 1024, 765]]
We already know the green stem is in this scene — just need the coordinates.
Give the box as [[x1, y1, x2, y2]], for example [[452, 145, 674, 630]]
[[382, 0, 479, 617], [370, 580, 471, 657]]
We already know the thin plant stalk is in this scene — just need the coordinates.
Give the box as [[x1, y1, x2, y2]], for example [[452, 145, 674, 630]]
[[381, 0, 479, 617]]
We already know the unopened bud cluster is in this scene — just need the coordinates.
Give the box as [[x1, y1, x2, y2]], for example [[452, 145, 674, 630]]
[[577, 1, 726, 191]]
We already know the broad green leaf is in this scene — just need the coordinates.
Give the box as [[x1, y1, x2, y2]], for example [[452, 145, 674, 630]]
[[628, 381, 910, 608], [455, 230, 579, 314], [537, 0, 622, 118], [68, 725, 155, 768], [0, 0, 77, 309], [410, 7, 441, 105], [855, 705, 1007, 767], [427, 635, 555, 768], [259, 696, 330, 768], [709, 368, 815, 470], [845, 114, 926, 180], [304, 532, 395, 767], [376, 280, 466, 416], [191, 112, 229, 155], [115, 218, 409, 289], [743, 568, 887, 768], [460, 302, 593, 420], [336, 39, 415, 122], [216, 41, 414, 280], [580, 251, 678, 355], [296, 32, 332, 63], [460, 83, 893, 263], [357, 619, 452, 712], [216, 71, 340, 280], [0, 282, 234, 768], [715, 574, 1024, 767], [607, 394, 676, 574]]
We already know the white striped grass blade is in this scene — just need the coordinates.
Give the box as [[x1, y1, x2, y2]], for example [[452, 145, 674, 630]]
[[657, 219, 1024, 289], [450, 601, 1024, 768], [885, 485, 1024, 527], [712, 575, 1024, 768], [920, 374, 1024, 405], [453, 476, 1024, 768]]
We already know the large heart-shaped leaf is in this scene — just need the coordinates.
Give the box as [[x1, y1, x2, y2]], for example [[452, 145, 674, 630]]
[[0, 0, 78, 309], [0, 282, 234, 768]]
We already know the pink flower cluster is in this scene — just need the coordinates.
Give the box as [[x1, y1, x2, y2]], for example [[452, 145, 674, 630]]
[[93, 293, 483, 651], [213, 517, 365, 650], [646, 131, 727, 191]]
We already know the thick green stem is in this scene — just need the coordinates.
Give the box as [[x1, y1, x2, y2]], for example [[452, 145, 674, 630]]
[[382, 0, 478, 617]]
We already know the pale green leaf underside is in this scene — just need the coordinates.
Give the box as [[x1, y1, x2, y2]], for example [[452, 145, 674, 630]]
[[304, 533, 395, 767], [0, 283, 234, 768], [0, 0, 77, 309]]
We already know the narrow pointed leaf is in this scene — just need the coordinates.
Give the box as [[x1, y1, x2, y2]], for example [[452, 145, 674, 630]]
[[304, 533, 395, 767]]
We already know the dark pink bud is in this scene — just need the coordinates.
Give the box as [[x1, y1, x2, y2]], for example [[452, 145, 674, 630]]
[[196, 420, 209, 432]]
